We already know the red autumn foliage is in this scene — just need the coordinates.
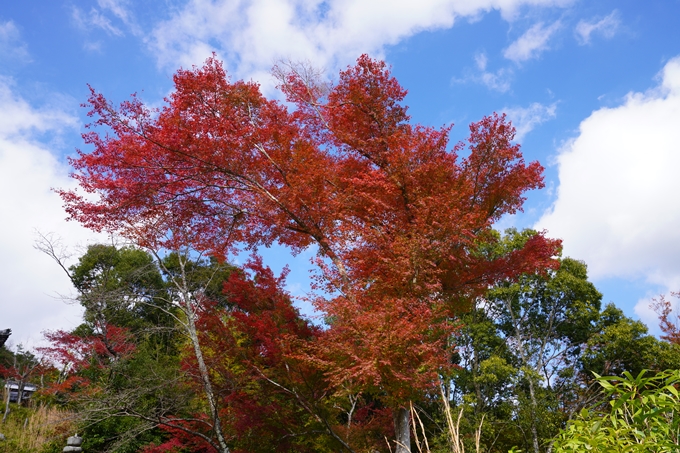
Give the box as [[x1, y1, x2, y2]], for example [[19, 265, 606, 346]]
[[157, 257, 343, 452], [37, 324, 136, 396], [140, 436, 186, 453], [0, 351, 50, 401], [40, 324, 136, 371], [60, 53, 561, 448], [141, 424, 214, 453]]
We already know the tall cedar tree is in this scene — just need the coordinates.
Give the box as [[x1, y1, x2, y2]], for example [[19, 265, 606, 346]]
[[60, 55, 560, 452]]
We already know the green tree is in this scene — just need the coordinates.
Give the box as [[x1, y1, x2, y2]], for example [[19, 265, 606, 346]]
[[68, 244, 169, 332], [440, 229, 679, 453], [442, 231, 680, 453], [580, 304, 680, 379], [38, 243, 204, 452], [40, 244, 341, 453], [450, 230, 601, 453]]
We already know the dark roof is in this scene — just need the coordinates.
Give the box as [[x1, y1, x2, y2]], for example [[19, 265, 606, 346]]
[[0, 329, 11, 348]]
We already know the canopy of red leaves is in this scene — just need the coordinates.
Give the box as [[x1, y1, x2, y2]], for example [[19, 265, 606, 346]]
[[61, 54, 560, 406]]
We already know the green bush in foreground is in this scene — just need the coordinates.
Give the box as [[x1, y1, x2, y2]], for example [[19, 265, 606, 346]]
[[552, 369, 680, 452]]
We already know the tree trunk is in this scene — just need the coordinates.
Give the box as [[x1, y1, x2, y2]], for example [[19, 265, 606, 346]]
[[169, 252, 232, 453], [393, 406, 411, 453], [2, 384, 10, 423], [505, 297, 542, 453], [181, 290, 231, 453], [17, 380, 25, 407], [528, 379, 540, 453]]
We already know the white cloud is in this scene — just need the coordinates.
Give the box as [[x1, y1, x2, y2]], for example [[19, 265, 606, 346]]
[[634, 293, 665, 335], [148, 0, 573, 84], [503, 20, 561, 63], [536, 56, 680, 297], [0, 78, 76, 138], [453, 52, 513, 92], [479, 68, 513, 93], [633, 289, 680, 338], [0, 79, 104, 347], [575, 10, 620, 45], [97, 0, 142, 36], [98, 0, 133, 25], [72, 6, 125, 37], [83, 41, 104, 53], [475, 52, 488, 71], [0, 20, 30, 63], [477, 52, 513, 92], [503, 101, 557, 141], [70, 0, 141, 42]]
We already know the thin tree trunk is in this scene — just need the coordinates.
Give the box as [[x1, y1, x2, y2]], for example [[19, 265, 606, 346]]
[[2, 383, 10, 423], [166, 251, 232, 453], [181, 290, 231, 453], [393, 406, 411, 453], [527, 379, 540, 453], [505, 297, 542, 453], [17, 380, 25, 407]]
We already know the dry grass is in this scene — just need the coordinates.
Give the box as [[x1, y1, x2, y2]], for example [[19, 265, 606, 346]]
[[440, 385, 485, 453], [0, 404, 76, 453]]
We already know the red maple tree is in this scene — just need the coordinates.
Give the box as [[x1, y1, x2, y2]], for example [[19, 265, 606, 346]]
[[61, 55, 560, 452]]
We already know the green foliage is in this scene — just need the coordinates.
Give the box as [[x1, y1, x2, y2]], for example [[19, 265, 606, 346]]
[[443, 230, 604, 452], [69, 244, 171, 333], [80, 415, 169, 453], [160, 252, 234, 307], [42, 245, 210, 452], [0, 345, 13, 369], [440, 229, 680, 453], [580, 304, 680, 376], [552, 369, 680, 452]]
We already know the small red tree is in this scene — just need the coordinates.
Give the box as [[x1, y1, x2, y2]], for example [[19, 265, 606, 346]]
[[38, 324, 136, 391], [171, 257, 343, 453], [61, 55, 560, 452], [0, 345, 51, 422], [651, 291, 680, 344]]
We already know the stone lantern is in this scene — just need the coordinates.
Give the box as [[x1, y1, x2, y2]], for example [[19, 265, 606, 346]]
[[63, 434, 83, 452]]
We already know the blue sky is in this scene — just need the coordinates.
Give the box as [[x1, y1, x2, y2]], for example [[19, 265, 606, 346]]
[[2, 0, 680, 346]]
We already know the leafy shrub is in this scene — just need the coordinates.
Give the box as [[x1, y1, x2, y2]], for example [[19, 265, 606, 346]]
[[551, 369, 680, 452]]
